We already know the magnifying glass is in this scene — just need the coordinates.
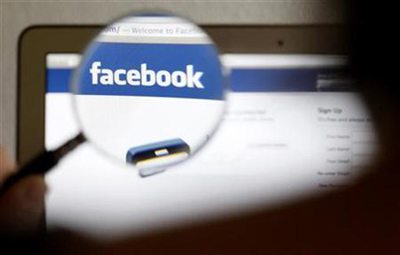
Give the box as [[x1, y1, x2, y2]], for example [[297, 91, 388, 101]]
[[0, 13, 226, 193]]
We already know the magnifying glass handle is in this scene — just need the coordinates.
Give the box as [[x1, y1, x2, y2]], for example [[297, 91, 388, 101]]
[[0, 133, 85, 196]]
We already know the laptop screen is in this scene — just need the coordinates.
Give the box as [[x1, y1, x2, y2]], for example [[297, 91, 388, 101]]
[[45, 53, 379, 239]]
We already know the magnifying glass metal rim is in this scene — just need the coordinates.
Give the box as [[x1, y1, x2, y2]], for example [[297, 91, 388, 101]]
[[70, 11, 229, 172]]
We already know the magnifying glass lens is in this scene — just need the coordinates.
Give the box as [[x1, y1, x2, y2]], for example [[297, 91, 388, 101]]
[[72, 14, 226, 175]]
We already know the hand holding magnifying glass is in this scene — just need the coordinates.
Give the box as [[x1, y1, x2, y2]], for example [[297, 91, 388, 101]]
[[0, 13, 226, 195]]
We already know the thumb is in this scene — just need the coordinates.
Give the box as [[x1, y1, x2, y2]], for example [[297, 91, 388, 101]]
[[0, 175, 47, 235]]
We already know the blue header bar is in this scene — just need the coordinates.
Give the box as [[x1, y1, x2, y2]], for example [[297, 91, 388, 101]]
[[46, 69, 73, 93], [47, 60, 352, 94], [230, 68, 352, 92]]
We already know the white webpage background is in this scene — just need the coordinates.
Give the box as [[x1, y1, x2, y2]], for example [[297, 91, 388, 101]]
[[45, 54, 378, 240], [74, 95, 224, 163]]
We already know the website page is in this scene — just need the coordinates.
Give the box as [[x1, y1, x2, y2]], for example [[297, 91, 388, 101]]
[[44, 17, 379, 239]]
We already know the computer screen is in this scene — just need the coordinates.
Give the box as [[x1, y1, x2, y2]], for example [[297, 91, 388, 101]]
[[45, 53, 379, 239]]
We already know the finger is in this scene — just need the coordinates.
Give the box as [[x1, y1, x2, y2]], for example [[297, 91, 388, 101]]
[[0, 147, 16, 183], [0, 175, 47, 234]]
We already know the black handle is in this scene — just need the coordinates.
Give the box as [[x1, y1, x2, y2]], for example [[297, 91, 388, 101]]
[[0, 133, 86, 197], [0, 151, 58, 196]]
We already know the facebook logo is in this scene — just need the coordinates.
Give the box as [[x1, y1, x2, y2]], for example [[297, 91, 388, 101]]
[[89, 62, 204, 88]]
